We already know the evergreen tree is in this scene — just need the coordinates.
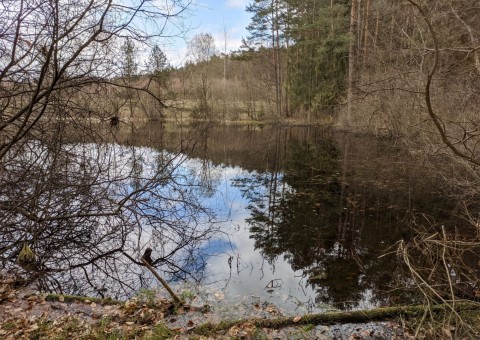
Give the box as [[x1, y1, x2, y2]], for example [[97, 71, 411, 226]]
[[244, 0, 287, 116], [121, 38, 138, 118], [244, 0, 275, 49], [122, 38, 138, 78], [148, 44, 168, 76], [148, 44, 170, 91], [243, 0, 350, 117], [286, 0, 350, 115]]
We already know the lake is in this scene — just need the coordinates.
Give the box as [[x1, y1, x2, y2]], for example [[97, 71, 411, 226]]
[[109, 121, 463, 313]]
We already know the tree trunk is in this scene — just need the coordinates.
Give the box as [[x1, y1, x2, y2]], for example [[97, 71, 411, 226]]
[[347, 0, 358, 124], [362, 0, 371, 63], [274, 0, 282, 116], [330, 0, 335, 33]]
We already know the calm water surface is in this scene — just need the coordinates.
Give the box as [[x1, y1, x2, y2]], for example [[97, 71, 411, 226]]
[[120, 122, 461, 312]]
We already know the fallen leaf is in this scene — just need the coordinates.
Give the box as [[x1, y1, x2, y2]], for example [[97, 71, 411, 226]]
[[214, 292, 225, 301], [442, 327, 453, 338], [266, 306, 277, 314], [241, 322, 256, 334], [228, 325, 239, 336]]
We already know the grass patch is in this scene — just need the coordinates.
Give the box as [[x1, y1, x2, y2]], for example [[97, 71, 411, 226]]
[[1, 322, 17, 330], [302, 324, 315, 332], [145, 322, 177, 339]]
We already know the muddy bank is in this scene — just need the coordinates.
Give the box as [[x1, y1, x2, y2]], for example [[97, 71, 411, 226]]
[[0, 282, 411, 339]]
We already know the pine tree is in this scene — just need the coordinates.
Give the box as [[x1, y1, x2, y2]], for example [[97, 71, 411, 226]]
[[122, 38, 138, 78], [243, 0, 350, 118], [244, 0, 286, 116], [285, 0, 350, 116], [121, 38, 138, 119]]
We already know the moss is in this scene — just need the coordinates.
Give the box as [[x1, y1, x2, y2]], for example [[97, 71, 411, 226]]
[[97, 316, 113, 334], [253, 328, 269, 340], [1, 322, 17, 330], [44, 293, 121, 305], [302, 324, 315, 332], [136, 288, 157, 307], [179, 289, 195, 301], [56, 318, 82, 338], [190, 303, 480, 336], [30, 319, 54, 339], [146, 322, 177, 339]]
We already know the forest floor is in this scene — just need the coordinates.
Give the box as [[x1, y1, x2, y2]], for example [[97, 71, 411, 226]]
[[0, 282, 410, 339]]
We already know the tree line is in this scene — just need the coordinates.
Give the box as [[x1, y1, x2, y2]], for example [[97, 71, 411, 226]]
[[162, 0, 478, 131]]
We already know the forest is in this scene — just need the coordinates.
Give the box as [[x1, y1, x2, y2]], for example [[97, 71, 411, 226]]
[[155, 0, 479, 134]]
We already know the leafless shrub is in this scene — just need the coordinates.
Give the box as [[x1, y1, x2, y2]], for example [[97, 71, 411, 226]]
[[0, 0, 223, 298], [396, 216, 480, 337]]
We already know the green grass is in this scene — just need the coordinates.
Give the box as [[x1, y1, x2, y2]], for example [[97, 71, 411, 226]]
[[1, 322, 17, 330]]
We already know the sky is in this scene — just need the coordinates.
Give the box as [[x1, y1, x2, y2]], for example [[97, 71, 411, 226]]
[[163, 0, 251, 66]]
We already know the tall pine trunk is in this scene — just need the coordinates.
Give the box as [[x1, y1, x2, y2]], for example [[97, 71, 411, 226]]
[[347, 0, 358, 124]]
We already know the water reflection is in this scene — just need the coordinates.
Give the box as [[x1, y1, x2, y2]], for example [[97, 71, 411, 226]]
[[3, 121, 466, 311], [0, 132, 219, 300], [123, 123, 462, 311]]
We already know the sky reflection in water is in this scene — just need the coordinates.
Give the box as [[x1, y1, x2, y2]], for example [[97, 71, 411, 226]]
[[178, 161, 319, 313], [125, 124, 462, 313], [175, 157, 377, 313]]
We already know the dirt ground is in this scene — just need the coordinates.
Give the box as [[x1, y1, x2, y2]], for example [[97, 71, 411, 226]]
[[0, 282, 410, 339]]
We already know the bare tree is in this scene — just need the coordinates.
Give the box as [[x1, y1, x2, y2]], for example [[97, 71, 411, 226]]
[[354, 0, 480, 335], [187, 33, 217, 118], [0, 0, 219, 298]]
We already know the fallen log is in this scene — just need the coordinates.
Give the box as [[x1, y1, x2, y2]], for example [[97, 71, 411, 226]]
[[191, 302, 480, 335], [44, 293, 121, 305]]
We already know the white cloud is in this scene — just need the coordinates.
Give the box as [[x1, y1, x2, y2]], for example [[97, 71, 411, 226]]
[[212, 32, 243, 53], [226, 0, 247, 9], [165, 46, 189, 67]]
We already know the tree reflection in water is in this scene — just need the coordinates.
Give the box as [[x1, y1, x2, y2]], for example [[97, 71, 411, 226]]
[[0, 126, 220, 299], [230, 128, 460, 310], [3, 122, 469, 308], [118, 122, 468, 310]]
